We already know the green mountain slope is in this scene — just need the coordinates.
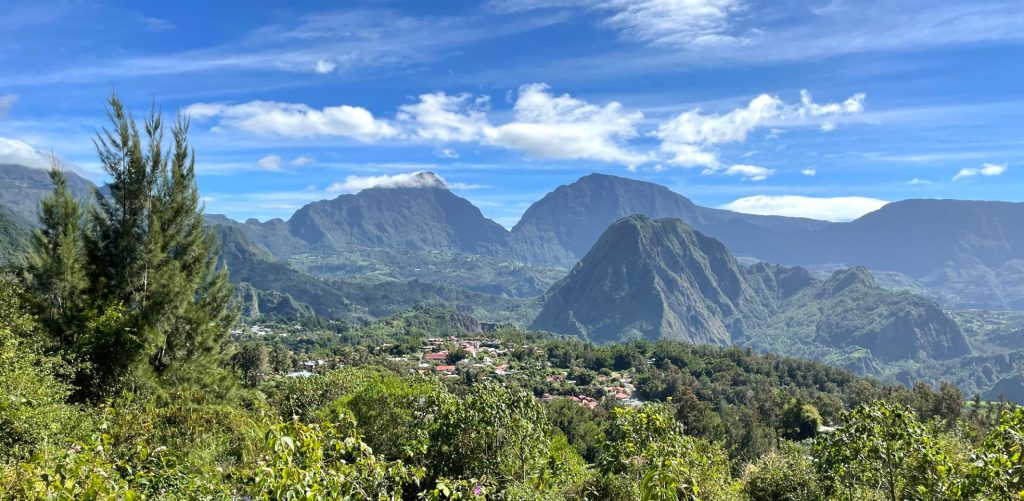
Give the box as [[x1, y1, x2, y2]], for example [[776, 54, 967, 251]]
[[0, 164, 94, 223], [215, 225, 538, 324]]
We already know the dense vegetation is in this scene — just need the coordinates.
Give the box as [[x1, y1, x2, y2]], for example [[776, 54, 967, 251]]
[[2, 97, 1024, 499]]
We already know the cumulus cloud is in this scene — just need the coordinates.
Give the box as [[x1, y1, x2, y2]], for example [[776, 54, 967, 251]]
[[0, 136, 50, 169], [952, 162, 1007, 181], [720, 195, 889, 222], [907, 177, 932, 185], [325, 171, 448, 193], [720, 163, 772, 181], [314, 59, 336, 74], [399, 83, 649, 165], [656, 91, 865, 167], [485, 83, 649, 164], [186, 100, 399, 142], [257, 155, 283, 170], [801, 168, 816, 176], [290, 155, 316, 167], [0, 94, 16, 118], [398, 92, 491, 142]]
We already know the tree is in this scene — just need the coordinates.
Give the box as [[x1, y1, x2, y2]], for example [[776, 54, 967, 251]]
[[597, 404, 735, 500], [26, 163, 87, 347], [75, 94, 235, 395], [780, 399, 822, 441], [814, 401, 962, 501], [232, 343, 271, 387], [429, 382, 550, 487], [742, 445, 822, 501]]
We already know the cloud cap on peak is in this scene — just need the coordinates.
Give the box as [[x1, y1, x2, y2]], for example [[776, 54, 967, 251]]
[[326, 171, 448, 193]]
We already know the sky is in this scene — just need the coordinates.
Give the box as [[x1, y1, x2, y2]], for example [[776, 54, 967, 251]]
[[1, 0, 1022, 227]]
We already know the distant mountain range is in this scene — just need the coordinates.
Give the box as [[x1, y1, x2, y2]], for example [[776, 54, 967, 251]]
[[531, 215, 970, 370], [2, 162, 1024, 397], [208, 170, 1024, 308], [3, 163, 1023, 308]]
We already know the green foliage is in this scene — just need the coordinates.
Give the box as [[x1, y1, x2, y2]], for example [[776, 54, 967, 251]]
[[429, 382, 551, 487], [815, 401, 966, 501], [741, 445, 822, 501], [0, 278, 76, 461], [598, 404, 737, 500], [330, 373, 450, 462], [780, 399, 821, 441], [244, 420, 423, 500], [967, 407, 1024, 498]]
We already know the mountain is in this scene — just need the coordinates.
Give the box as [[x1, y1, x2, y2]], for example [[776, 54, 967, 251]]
[[510, 174, 1024, 307], [0, 164, 94, 224], [530, 215, 761, 345], [286, 172, 509, 255], [508, 173, 831, 266], [532, 215, 970, 368]]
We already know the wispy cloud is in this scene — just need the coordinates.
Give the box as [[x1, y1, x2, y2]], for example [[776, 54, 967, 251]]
[[1, 9, 567, 86], [0, 95, 16, 118], [656, 90, 864, 168]]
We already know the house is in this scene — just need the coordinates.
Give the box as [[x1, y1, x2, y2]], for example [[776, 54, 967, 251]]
[[434, 365, 457, 374], [424, 352, 448, 362]]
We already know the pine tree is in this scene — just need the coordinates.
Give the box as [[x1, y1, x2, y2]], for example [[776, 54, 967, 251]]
[[79, 93, 235, 393], [26, 162, 87, 347]]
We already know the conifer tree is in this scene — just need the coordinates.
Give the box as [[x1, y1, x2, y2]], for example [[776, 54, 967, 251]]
[[26, 162, 87, 346], [78, 93, 235, 392]]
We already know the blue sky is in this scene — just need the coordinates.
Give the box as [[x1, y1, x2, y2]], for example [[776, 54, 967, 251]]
[[1, 0, 1022, 226]]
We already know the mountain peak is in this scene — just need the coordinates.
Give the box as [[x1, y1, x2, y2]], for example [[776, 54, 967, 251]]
[[360, 171, 448, 191]]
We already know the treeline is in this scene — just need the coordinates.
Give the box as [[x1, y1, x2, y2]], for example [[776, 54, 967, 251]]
[[2, 97, 1023, 499]]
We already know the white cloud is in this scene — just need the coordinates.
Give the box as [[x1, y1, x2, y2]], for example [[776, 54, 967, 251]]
[[907, 177, 932, 185], [257, 154, 283, 170], [399, 83, 649, 165], [435, 147, 460, 159], [485, 83, 650, 164], [314, 59, 336, 74], [721, 163, 773, 181], [290, 155, 316, 167], [952, 162, 1007, 181], [801, 168, 816, 176], [186, 100, 399, 142], [326, 171, 448, 193], [601, 0, 747, 47], [143, 16, 175, 32], [398, 92, 491, 142], [449, 182, 490, 190], [0, 94, 16, 118], [655, 90, 865, 167], [0, 136, 50, 169], [720, 195, 889, 222]]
